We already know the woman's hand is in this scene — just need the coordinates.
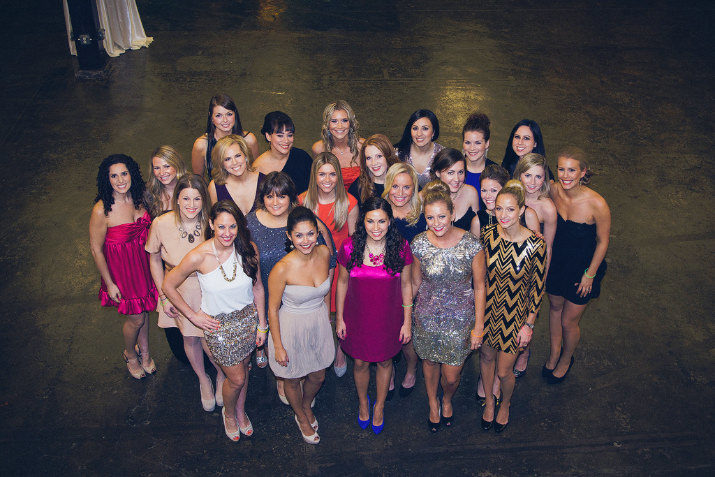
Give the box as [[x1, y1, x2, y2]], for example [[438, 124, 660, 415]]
[[274, 346, 289, 367], [162, 300, 179, 318], [188, 311, 220, 332], [399, 323, 412, 344], [470, 326, 484, 350], [516, 325, 533, 350], [255, 330, 266, 347], [336, 319, 347, 340], [575, 274, 594, 298], [106, 283, 122, 303]]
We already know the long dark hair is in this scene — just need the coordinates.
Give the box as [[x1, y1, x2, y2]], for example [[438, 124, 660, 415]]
[[347, 197, 405, 276], [95, 154, 146, 215], [501, 119, 545, 176], [207, 200, 258, 284], [204, 94, 247, 177], [394, 109, 440, 161], [284, 206, 319, 253]]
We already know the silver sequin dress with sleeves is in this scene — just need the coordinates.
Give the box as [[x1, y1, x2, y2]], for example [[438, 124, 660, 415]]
[[411, 231, 483, 366]]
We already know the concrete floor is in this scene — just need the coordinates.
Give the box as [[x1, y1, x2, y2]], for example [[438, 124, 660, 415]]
[[1, 0, 713, 475]]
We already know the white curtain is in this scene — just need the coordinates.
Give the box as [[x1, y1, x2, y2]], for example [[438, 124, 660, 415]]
[[63, 0, 153, 57]]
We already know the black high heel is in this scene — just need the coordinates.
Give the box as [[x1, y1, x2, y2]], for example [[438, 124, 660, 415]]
[[547, 357, 574, 384]]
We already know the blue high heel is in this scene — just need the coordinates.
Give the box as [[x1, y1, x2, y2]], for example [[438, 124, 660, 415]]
[[371, 402, 384, 435], [358, 396, 370, 430]]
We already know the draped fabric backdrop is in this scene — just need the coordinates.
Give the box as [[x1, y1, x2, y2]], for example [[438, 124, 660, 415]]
[[63, 0, 153, 57]]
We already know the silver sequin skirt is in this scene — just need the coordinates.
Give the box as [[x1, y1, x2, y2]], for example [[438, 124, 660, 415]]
[[204, 304, 257, 367]]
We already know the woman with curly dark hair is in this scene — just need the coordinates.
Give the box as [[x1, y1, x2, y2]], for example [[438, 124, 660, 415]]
[[335, 197, 413, 434], [89, 154, 158, 379], [163, 201, 267, 442]]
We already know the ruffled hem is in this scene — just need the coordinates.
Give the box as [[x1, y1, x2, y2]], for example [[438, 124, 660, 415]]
[[99, 288, 158, 315]]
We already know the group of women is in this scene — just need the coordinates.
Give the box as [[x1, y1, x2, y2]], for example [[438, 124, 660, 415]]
[[89, 95, 611, 443]]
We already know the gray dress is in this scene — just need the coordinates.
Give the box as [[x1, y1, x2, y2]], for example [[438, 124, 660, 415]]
[[267, 277, 335, 378], [411, 231, 483, 366]]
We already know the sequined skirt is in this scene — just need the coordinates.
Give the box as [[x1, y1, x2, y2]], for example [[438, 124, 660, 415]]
[[204, 304, 257, 367]]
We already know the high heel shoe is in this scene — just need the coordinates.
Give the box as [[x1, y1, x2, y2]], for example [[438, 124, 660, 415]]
[[200, 381, 216, 412], [358, 396, 370, 430], [542, 363, 555, 378], [294, 414, 320, 444], [141, 357, 157, 375], [494, 420, 509, 433], [371, 402, 384, 435], [427, 406, 441, 433], [122, 351, 145, 380], [481, 398, 495, 430], [222, 408, 240, 442], [547, 356, 574, 384], [239, 413, 253, 437], [513, 348, 530, 378]]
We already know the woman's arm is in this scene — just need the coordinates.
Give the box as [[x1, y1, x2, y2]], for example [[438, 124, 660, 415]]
[[347, 203, 358, 235], [524, 207, 540, 234], [208, 180, 218, 205], [191, 136, 207, 176], [311, 140, 325, 157], [411, 255, 422, 298], [335, 264, 349, 339], [399, 263, 413, 344], [244, 132, 260, 163], [251, 243, 267, 347], [470, 249, 487, 349], [163, 249, 220, 331], [542, 200, 558, 275], [148, 251, 178, 318], [470, 214, 481, 239], [577, 195, 611, 297], [267, 261, 289, 366], [89, 202, 121, 301]]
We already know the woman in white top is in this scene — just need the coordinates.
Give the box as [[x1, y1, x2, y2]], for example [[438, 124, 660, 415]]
[[164, 200, 267, 442]]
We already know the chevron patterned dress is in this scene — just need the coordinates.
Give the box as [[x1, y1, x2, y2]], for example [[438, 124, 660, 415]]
[[482, 224, 547, 354]]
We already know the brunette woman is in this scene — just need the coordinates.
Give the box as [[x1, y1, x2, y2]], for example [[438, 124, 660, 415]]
[[147, 174, 225, 411], [394, 109, 443, 188], [163, 201, 267, 442], [411, 181, 486, 432], [336, 197, 412, 434], [544, 148, 610, 383], [430, 148, 480, 234], [480, 181, 546, 433], [253, 111, 313, 195], [299, 152, 358, 376], [348, 133, 399, 210], [208, 134, 263, 215], [145, 145, 187, 218], [246, 171, 335, 399], [462, 113, 497, 206], [267, 207, 335, 444], [192, 94, 259, 179], [89, 154, 158, 379], [311, 100, 365, 190], [500, 119, 546, 177]]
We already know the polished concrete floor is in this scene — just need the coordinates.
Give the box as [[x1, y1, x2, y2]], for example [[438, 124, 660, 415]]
[[1, 1, 713, 475]]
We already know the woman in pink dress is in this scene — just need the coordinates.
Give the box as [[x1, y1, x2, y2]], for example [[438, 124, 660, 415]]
[[89, 154, 158, 379], [336, 197, 413, 434]]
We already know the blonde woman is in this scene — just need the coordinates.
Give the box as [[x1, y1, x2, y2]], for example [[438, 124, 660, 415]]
[[311, 100, 365, 190], [382, 163, 427, 243], [145, 145, 187, 218], [299, 152, 358, 376], [208, 134, 263, 216]]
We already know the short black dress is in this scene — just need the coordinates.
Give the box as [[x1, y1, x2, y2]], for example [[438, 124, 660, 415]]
[[545, 214, 606, 305]]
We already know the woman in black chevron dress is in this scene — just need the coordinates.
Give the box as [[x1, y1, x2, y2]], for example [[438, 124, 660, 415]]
[[480, 180, 546, 433]]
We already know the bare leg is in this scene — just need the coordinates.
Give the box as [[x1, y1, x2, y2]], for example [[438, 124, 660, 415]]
[[122, 313, 145, 375], [546, 294, 565, 369], [334, 344, 346, 369], [477, 374, 502, 399], [401, 341, 419, 388], [301, 370, 324, 425], [440, 364, 464, 420], [234, 357, 251, 428], [373, 359, 392, 426], [422, 359, 441, 424], [184, 335, 213, 402], [220, 362, 247, 435], [495, 351, 518, 426], [513, 345, 531, 373], [553, 300, 588, 377], [480, 345, 497, 422], [135, 312, 151, 362], [201, 338, 225, 404], [353, 359, 370, 422]]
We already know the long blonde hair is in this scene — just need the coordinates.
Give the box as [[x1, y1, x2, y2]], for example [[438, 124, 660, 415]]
[[303, 152, 350, 231], [514, 153, 550, 198], [211, 134, 254, 185], [320, 100, 360, 161], [146, 145, 187, 218], [382, 162, 422, 226]]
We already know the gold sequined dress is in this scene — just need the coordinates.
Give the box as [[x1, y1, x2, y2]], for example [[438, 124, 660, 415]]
[[482, 224, 546, 354], [411, 231, 483, 366]]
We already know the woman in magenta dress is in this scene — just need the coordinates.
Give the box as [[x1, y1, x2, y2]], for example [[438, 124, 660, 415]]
[[89, 154, 158, 379], [336, 197, 413, 434]]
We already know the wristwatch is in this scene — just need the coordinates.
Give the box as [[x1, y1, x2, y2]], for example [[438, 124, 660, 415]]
[[524, 322, 534, 330]]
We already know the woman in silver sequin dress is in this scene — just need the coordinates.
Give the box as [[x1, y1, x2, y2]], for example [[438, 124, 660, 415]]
[[164, 201, 267, 442], [411, 181, 486, 433]]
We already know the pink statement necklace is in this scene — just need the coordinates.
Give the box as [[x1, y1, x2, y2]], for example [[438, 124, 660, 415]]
[[365, 241, 386, 265]]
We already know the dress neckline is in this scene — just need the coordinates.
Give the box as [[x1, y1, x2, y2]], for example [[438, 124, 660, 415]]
[[557, 213, 595, 227], [286, 276, 330, 288]]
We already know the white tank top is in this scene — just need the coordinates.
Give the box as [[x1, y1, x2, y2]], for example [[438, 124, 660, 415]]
[[197, 242, 254, 316]]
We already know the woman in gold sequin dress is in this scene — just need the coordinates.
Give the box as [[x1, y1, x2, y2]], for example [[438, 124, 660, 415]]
[[411, 181, 486, 433], [480, 181, 546, 433], [163, 201, 267, 442]]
